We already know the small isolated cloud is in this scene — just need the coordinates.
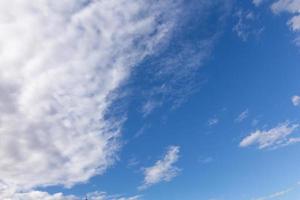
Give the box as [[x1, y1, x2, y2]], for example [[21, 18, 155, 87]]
[[235, 109, 249, 123], [239, 122, 300, 149], [292, 95, 300, 106], [208, 117, 219, 126], [139, 146, 180, 190]]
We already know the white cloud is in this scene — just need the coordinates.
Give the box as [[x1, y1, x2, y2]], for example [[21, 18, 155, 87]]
[[208, 118, 219, 126], [270, 0, 300, 44], [292, 95, 300, 106], [235, 109, 249, 123], [239, 122, 300, 149], [0, 0, 180, 192], [271, 0, 300, 14], [139, 146, 180, 190]]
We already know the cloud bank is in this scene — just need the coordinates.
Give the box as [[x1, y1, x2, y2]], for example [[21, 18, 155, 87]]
[[0, 0, 180, 194]]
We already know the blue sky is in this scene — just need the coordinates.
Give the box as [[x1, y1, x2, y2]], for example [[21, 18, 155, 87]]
[[0, 0, 300, 200]]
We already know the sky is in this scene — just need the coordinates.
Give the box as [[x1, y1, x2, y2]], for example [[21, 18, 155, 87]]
[[0, 0, 300, 199]]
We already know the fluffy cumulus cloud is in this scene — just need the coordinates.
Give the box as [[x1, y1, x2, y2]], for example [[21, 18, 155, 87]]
[[0, 0, 181, 195], [240, 122, 300, 149], [139, 146, 180, 190]]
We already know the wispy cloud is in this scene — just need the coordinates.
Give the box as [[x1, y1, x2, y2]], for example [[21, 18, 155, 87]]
[[0, 0, 181, 192], [133, 1, 232, 115], [141, 100, 162, 117], [254, 188, 293, 200], [252, 181, 300, 200], [239, 122, 300, 149], [139, 146, 180, 190], [208, 117, 219, 126], [235, 109, 249, 123], [233, 9, 264, 41]]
